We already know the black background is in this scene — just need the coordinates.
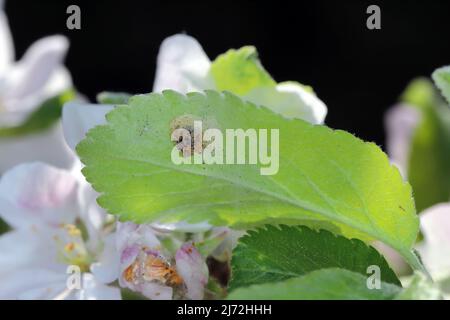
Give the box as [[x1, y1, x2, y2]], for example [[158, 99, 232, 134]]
[[4, 0, 450, 147]]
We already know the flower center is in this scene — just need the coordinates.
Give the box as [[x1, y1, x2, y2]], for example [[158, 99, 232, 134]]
[[54, 224, 91, 272]]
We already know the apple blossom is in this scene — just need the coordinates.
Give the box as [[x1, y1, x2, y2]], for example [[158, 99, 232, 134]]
[[0, 3, 74, 172], [0, 160, 236, 300], [416, 203, 450, 288], [0, 162, 120, 299]]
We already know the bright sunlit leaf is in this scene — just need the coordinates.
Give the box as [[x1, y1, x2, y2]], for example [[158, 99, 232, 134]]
[[77, 90, 419, 267]]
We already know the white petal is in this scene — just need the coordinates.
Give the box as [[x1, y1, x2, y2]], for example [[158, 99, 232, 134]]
[[116, 222, 161, 253], [0, 227, 62, 276], [0, 67, 72, 127], [41, 66, 72, 99], [0, 9, 14, 74], [153, 34, 213, 93], [384, 104, 421, 177], [416, 203, 450, 281], [62, 101, 113, 151], [75, 169, 110, 249], [372, 241, 409, 275], [244, 82, 328, 124], [0, 121, 76, 173], [208, 228, 244, 262], [137, 224, 162, 248], [0, 162, 78, 228], [141, 282, 172, 300], [175, 242, 208, 300], [115, 221, 139, 253], [90, 233, 120, 284], [3, 35, 69, 102], [76, 273, 121, 300], [0, 268, 67, 300]]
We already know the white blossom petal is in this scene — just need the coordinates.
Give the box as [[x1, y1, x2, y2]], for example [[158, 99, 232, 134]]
[[0, 121, 76, 173], [0, 268, 67, 300], [3, 35, 69, 102], [153, 34, 213, 93], [41, 66, 72, 100], [0, 67, 73, 127], [116, 221, 139, 253], [416, 203, 450, 281], [244, 82, 328, 124], [175, 242, 208, 300], [0, 162, 78, 228], [141, 282, 173, 300], [0, 7, 14, 75], [208, 227, 243, 262], [372, 241, 409, 275], [384, 104, 421, 177], [116, 222, 161, 253], [62, 101, 113, 151], [73, 162, 111, 249], [75, 273, 121, 300], [0, 226, 63, 276], [90, 233, 120, 284]]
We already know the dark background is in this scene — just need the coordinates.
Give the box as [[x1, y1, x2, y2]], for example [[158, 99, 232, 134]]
[[4, 0, 450, 147]]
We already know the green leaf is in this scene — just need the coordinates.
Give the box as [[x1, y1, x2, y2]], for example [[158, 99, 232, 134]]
[[227, 268, 401, 300], [210, 46, 276, 95], [432, 66, 450, 105], [396, 272, 442, 300], [401, 79, 450, 212], [230, 225, 400, 291], [0, 89, 76, 138], [77, 90, 419, 266], [97, 91, 131, 105]]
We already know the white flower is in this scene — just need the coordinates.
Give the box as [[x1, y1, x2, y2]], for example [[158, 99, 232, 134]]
[[152, 34, 213, 94], [0, 3, 74, 172], [0, 160, 236, 300], [0, 162, 120, 299], [416, 203, 450, 283]]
